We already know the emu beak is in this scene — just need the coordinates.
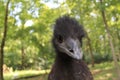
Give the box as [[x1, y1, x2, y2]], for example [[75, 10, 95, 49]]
[[65, 38, 83, 60]]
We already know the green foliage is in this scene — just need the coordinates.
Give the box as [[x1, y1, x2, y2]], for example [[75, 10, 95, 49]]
[[85, 53, 113, 64], [4, 52, 21, 70], [0, 0, 120, 71]]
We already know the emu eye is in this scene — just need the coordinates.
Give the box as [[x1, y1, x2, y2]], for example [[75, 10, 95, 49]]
[[57, 35, 64, 43]]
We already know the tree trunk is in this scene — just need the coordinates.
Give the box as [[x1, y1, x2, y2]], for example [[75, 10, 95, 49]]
[[21, 44, 25, 70], [116, 28, 120, 61], [86, 33, 94, 67], [0, 0, 10, 80], [100, 0, 120, 79]]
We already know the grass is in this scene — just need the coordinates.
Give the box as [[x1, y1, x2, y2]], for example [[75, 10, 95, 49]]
[[4, 70, 49, 80], [4, 62, 119, 80], [90, 62, 117, 80]]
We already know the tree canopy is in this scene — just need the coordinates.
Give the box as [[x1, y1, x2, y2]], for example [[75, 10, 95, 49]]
[[0, 0, 120, 79]]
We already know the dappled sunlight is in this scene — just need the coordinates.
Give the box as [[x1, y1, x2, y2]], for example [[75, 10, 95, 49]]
[[89, 62, 118, 80], [106, 73, 112, 77], [94, 72, 113, 80], [92, 69, 101, 75]]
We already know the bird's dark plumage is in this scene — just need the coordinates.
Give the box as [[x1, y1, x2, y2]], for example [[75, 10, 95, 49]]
[[48, 16, 93, 80]]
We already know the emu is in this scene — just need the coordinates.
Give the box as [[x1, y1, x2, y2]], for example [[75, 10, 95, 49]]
[[48, 16, 93, 80]]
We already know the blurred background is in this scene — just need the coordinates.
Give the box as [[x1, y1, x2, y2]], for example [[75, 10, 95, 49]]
[[0, 0, 120, 80]]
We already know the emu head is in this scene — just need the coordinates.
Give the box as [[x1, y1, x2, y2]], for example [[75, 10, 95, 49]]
[[52, 16, 85, 60]]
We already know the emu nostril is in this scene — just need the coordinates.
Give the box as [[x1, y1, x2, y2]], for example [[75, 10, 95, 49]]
[[69, 49, 74, 53]]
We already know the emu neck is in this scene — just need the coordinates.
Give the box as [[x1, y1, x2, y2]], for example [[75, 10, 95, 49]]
[[55, 51, 74, 67], [54, 52, 78, 80]]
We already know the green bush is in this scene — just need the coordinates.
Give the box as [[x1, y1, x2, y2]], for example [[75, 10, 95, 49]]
[[84, 52, 113, 64]]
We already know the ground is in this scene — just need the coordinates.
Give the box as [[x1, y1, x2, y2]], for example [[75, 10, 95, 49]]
[[4, 62, 118, 80]]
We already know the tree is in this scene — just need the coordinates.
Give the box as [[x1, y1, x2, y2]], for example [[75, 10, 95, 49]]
[[0, 0, 10, 80], [100, 0, 120, 79], [2, 0, 66, 70], [86, 33, 94, 67]]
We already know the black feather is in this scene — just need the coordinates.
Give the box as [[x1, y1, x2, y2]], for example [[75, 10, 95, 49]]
[[48, 15, 93, 80]]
